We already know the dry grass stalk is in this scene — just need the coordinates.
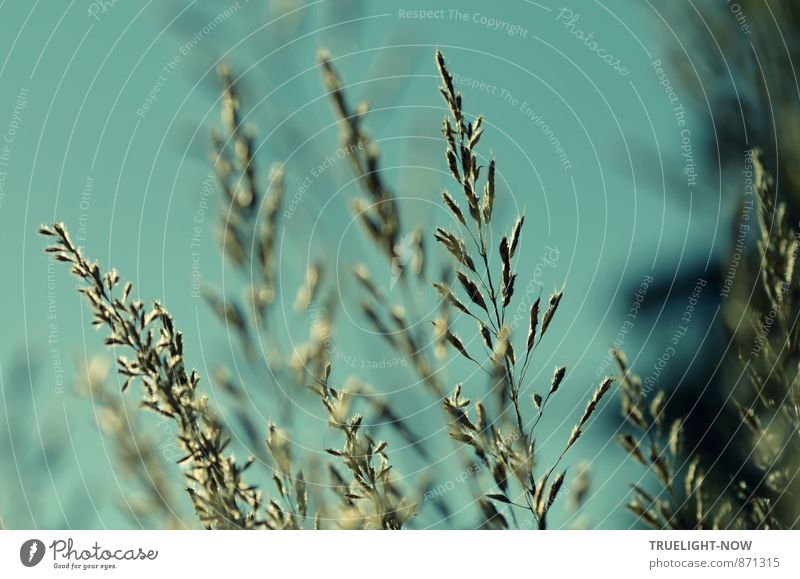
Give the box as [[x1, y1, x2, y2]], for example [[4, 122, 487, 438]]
[[434, 50, 614, 529], [614, 349, 709, 529], [319, 50, 401, 263], [42, 48, 616, 531], [211, 65, 287, 335], [41, 221, 410, 529], [40, 223, 267, 529], [317, 50, 614, 528], [616, 152, 800, 530], [315, 367, 415, 529], [77, 356, 186, 529]]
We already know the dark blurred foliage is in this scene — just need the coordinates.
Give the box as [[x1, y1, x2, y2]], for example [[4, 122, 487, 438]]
[[626, 1, 800, 527]]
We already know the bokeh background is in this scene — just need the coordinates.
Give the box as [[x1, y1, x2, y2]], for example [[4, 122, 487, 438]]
[[0, 0, 779, 529]]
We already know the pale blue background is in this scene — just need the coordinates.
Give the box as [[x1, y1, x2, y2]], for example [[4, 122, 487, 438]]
[[0, 1, 727, 529]]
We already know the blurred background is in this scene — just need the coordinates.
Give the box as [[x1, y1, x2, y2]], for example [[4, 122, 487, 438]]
[[0, 0, 792, 529]]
